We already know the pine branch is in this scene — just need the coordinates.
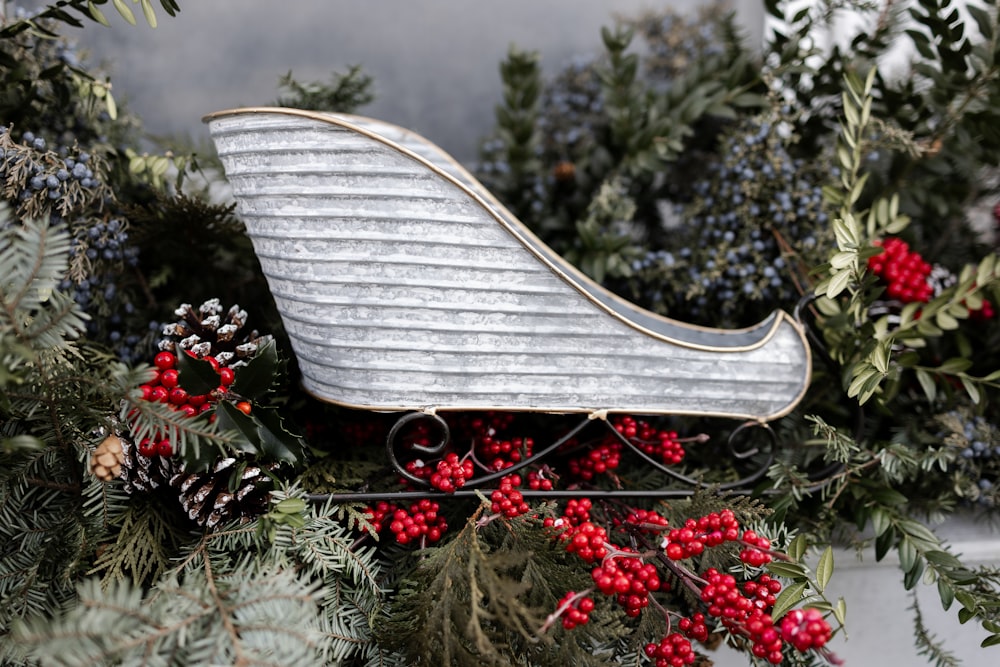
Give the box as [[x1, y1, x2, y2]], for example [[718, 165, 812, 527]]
[[0, 213, 88, 354], [13, 554, 326, 667]]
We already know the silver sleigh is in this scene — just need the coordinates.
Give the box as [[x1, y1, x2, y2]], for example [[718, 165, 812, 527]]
[[204, 108, 821, 499]]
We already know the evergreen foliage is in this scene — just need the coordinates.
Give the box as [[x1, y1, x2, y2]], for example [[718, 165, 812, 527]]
[[4, 1, 1000, 665]]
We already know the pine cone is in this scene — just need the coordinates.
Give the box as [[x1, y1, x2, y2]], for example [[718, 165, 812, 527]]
[[118, 431, 184, 494], [171, 457, 279, 529], [158, 298, 272, 367], [89, 434, 125, 482]]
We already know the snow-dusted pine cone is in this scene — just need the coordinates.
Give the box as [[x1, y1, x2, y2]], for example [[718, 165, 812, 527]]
[[170, 457, 279, 529], [118, 431, 185, 493], [158, 298, 272, 368]]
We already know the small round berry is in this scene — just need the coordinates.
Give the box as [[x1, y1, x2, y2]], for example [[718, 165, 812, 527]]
[[219, 367, 236, 386], [235, 401, 252, 415], [159, 369, 180, 389], [156, 440, 173, 456], [154, 351, 176, 370]]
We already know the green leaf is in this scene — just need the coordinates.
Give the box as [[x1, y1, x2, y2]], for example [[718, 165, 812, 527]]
[[936, 311, 959, 330], [253, 405, 306, 464], [923, 551, 962, 569], [875, 526, 896, 561], [140, 0, 158, 27], [231, 339, 279, 399], [112, 0, 137, 24], [982, 635, 1000, 648], [834, 598, 847, 626], [274, 497, 306, 514], [825, 268, 853, 298], [87, 1, 111, 27], [213, 401, 265, 455], [915, 369, 937, 403], [937, 578, 955, 611], [815, 547, 834, 592], [937, 357, 972, 374], [870, 507, 891, 536], [787, 534, 807, 562], [961, 376, 981, 404], [766, 561, 808, 580], [898, 538, 917, 573], [771, 581, 808, 621], [954, 590, 976, 611], [174, 351, 222, 395]]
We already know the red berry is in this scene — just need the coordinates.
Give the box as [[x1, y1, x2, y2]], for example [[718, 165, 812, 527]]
[[138, 438, 157, 457], [235, 401, 252, 415], [154, 351, 176, 370], [156, 440, 173, 456], [159, 369, 180, 389], [168, 387, 189, 405], [219, 367, 236, 386]]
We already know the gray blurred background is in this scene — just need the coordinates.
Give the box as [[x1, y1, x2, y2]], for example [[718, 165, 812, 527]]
[[68, 0, 763, 162]]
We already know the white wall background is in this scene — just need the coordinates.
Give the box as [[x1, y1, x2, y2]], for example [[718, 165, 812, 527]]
[[63, 0, 762, 162]]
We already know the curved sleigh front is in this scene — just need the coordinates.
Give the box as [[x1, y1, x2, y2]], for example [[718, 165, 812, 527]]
[[204, 108, 811, 421]]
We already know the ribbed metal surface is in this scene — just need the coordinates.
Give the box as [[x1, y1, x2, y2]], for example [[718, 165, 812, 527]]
[[206, 108, 811, 420]]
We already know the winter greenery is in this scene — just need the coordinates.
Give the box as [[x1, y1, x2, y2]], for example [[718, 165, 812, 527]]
[[4, 0, 1000, 665]]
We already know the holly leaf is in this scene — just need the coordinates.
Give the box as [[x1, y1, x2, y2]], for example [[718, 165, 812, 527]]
[[231, 338, 279, 399], [213, 401, 266, 456], [253, 405, 306, 464], [175, 351, 221, 395], [213, 401, 305, 465]]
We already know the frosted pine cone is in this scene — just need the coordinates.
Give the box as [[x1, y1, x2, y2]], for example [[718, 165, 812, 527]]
[[171, 457, 279, 529], [158, 298, 272, 367]]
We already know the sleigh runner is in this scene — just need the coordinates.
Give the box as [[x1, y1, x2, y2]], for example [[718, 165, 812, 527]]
[[204, 107, 811, 426]]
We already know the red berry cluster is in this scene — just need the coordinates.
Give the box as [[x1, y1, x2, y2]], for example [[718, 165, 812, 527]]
[[543, 498, 592, 532], [700, 568, 784, 664], [560, 521, 608, 563], [644, 633, 696, 667], [614, 415, 685, 466], [590, 553, 663, 616], [490, 473, 531, 518], [402, 458, 433, 484], [743, 574, 782, 611], [567, 440, 622, 481], [867, 237, 933, 303], [362, 500, 398, 535], [525, 469, 554, 491], [739, 529, 774, 567], [429, 452, 474, 493], [463, 412, 535, 472], [780, 608, 832, 653], [617, 507, 670, 534], [555, 591, 595, 630], [663, 509, 740, 560], [677, 613, 709, 642], [135, 350, 235, 457], [387, 499, 447, 545]]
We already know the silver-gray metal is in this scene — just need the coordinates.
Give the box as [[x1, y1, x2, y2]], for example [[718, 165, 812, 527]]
[[204, 108, 812, 422]]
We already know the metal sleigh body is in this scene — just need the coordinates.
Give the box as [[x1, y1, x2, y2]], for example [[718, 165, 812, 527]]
[[203, 107, 822, 500]]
